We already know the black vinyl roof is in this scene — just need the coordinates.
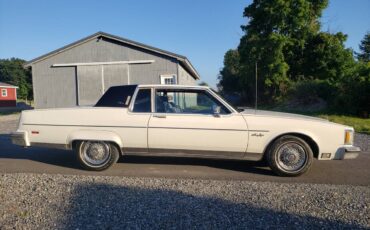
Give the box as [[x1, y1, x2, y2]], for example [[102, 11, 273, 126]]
[[95, 85, 138, 108]]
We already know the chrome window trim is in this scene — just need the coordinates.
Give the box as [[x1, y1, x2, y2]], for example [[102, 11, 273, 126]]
[[128, 85, 238, 116], [152, 87, 235, 116], [128, 86, 153, 114]]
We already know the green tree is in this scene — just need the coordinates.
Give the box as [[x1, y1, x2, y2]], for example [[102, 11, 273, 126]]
[[221, 0, 329, 104], [219, 0, 357, 108], [336, 62, 370, 116], [357, 32, 370, 62], [303, 32, 355, 82], [0, 58, 32, 100], [217, 49, 241, 93]]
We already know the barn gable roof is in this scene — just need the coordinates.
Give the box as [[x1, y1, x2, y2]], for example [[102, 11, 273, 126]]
[[24, 31, 200, 80]]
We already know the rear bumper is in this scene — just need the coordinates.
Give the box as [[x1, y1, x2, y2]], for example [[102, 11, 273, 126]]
[[333, 146, 361, 160], [10, 131, 30, 147]]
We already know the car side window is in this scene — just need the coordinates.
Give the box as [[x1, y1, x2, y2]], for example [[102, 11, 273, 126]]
[[133, 89, 151, 112], [155, 89, 230, 114]]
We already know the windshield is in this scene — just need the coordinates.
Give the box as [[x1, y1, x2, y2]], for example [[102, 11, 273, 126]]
[[209, 89, 240, 112]]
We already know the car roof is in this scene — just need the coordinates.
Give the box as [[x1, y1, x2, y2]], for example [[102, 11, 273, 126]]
[[137, 84, 209, 89]]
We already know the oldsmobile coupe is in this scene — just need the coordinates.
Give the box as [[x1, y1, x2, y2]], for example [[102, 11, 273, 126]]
[[11, 85, 361, 176]]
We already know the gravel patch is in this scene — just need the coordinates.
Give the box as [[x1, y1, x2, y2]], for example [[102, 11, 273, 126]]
[[0, 173, 369, 229], [355, 133, 370, 153], [0, 114, 19, 134]]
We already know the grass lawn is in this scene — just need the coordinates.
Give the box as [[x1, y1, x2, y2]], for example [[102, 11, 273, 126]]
[[258, 105, 370, 134], [317, 115, 370, 134]]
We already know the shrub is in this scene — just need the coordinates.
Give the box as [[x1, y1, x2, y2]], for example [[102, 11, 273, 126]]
[[287, 79, 334, 105]]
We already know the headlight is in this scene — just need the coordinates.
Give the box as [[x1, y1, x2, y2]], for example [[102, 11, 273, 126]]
[[344, 130, 353, 145]]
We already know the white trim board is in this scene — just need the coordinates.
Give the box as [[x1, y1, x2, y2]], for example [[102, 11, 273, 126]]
[[52, 60, 155, 67], [0, 86, 19, 89]]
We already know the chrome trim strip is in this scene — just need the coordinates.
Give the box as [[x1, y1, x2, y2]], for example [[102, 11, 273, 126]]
[[333, 146, 361, 160], [149, 126, 248, 132], [152, 87, 234, 115], [31, 142, 68, 150], [23, 123, 269, 132], [149, 148, 244, 158], [23, 124, 147, 128], [122, 147, 262, 161], [123, 147, 149, 154], [344, 146, 361, 152], [150, 112, 235, 118], [128, 86, 140, 112], [128, 86, 239, 115]]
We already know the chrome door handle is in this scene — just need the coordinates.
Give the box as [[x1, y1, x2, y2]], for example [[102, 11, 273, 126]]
[[153, 114, 166, 118]]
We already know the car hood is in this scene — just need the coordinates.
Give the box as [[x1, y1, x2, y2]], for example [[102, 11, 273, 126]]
[[241, 109, 329, 123]]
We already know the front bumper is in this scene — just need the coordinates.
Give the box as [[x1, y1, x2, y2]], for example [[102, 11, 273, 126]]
[[10, 131, 30, 147], [334, 146, 361, 160]]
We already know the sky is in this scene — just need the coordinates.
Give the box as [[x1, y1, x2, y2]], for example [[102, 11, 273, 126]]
[[0, 0, 369, 87]]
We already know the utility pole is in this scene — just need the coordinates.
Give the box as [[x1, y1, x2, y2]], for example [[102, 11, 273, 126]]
[[255, 61, 258, 112]]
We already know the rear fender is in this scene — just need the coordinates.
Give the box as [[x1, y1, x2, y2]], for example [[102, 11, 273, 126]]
[[66, 130, 123, 149]]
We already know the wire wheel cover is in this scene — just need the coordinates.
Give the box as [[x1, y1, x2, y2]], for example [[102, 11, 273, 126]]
[[276, 142, 307, 172], [81, 141, 110, 166]]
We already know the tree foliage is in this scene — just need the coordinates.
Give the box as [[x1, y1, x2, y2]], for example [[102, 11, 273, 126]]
[[235, 0, 330, 103], [0, 58, 32, 100], [357, 32, 370, 63], [218, 0, 368, 116], [217, 49, 241, 93]]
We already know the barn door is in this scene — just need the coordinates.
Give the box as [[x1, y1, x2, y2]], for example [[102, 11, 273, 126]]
[[77, 64, 129, 106], [77, 66, 103, 106], [103, 64, 129, 90]]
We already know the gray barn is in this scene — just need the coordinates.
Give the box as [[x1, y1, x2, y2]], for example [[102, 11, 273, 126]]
[[25, 32, 200, 108]]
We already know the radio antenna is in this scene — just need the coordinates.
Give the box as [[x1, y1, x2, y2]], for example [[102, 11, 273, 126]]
[[255, 61, 258, 113]]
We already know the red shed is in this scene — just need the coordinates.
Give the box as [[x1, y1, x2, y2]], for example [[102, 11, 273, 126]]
[[0, 82, 18, 107]]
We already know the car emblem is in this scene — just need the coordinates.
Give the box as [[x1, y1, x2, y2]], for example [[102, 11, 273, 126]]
[[251, 133, 264, 137]]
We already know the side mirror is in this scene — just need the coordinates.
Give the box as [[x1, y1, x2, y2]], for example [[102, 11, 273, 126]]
[[213, 106, 221, 117]]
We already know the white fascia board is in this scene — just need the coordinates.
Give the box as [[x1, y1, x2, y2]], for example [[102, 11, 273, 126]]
[[52, 60, 155, 67], [0, 86, 19, 89]]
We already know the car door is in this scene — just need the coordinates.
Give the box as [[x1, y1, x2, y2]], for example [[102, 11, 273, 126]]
[[123, 87, 152, 154], [147, 88, 249, 158]]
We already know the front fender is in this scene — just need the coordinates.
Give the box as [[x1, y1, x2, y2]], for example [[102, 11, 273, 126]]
[[66, 130, 124, 149], [248, 130, 320, 155], [263, 130, 320, 152]]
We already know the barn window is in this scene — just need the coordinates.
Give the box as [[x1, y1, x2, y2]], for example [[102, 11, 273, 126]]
[[160, 74, 177, 85], [1, 89, 7, 97]]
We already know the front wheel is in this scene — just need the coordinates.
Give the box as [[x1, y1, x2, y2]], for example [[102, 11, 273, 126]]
[[76, 141, 120, 171], [267, 135, 313, 176]]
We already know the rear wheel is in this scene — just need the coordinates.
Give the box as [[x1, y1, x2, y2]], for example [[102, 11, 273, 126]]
[[267, 135, 313, 176], [76, 141, 120, 171]]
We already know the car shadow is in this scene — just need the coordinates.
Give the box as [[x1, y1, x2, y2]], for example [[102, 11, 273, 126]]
[[0, 134, 81, 170], [119, 155, 274, 176], [0, 133, 273, 175], [56, 182, 365, 229]]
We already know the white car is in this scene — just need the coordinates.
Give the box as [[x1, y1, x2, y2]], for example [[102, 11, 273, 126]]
[[11, 84, 360, 176]]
